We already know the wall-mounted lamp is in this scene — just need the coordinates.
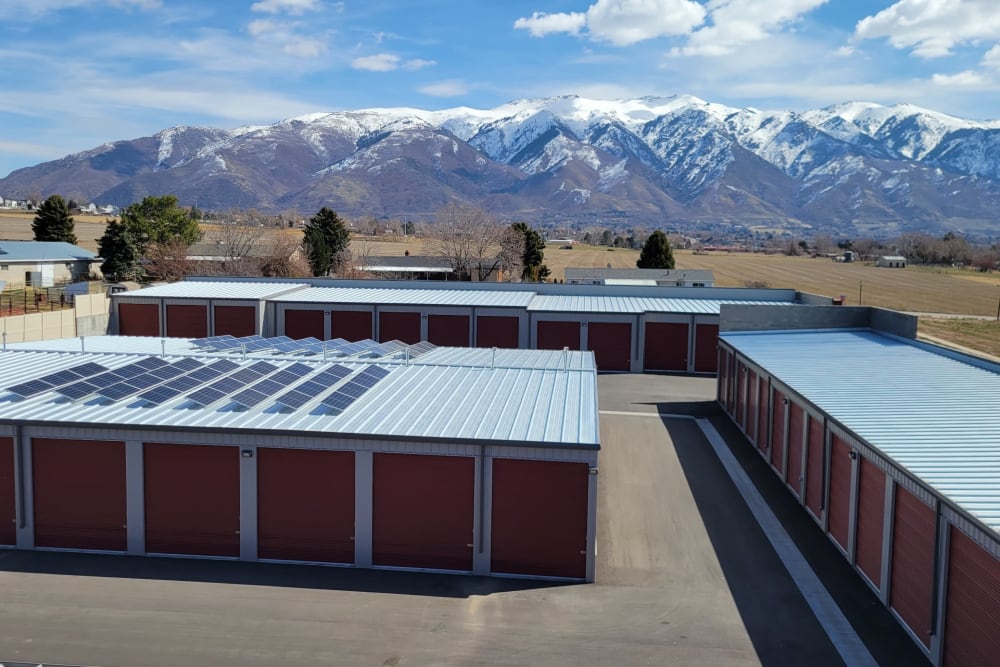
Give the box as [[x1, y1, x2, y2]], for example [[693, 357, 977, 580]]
[[782, 397, 790, 405], [849, 450, 858, 460], [241, 449, 254, 458], [589, 467, 599, 475]]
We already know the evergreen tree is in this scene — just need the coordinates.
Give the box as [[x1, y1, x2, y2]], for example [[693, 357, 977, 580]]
[[512, 222, 546, 281], [302, 207, 349, 276], [32, 194, 77, 244], [120, 195, 201, 247], [97, 219, 143, 281], [637, 230, 675, 269]]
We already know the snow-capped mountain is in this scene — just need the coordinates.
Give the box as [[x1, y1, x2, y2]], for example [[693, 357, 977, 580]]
[[4, 95, 1000, 236]]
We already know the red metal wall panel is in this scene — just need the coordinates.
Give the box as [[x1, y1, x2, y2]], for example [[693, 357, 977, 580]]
[[694, 323, 719, 373], [331, 310, 372, 341], [890, 486, 936, 648], [736, 362, 747, 429], [284, 309, 324, 340], [372, 453, 474, 571], [770, 389, 786, 475], [944, 527, 1000, 667], [166, 304, 208, 338], [537, 321, 581, 351], [827, 435, 852, 551], [747, 371, 759, 445], [118, 303, 160, 336], [756, 375, 768, 452], [476, 315, 519, 348], [32, 438, 126, 551], [855, 457, 886, 587], [379, 312, 421, 344], [257, 448, 355, 563], [725, 352, 735, 414], [213, 305, 256, 337], [805, 416, 825, 517], [0, 438, 15, 545], [143, 443, 239, 557], [491, 459, 589, 579], [427, 314, 470, 347], [787, 402, 805, 495], [717, 348, 728, 404], [588, 322, 631, 371], [643, 322, 688, 371]]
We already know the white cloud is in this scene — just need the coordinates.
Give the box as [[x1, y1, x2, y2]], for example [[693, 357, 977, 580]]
[[403, 58, 436, 71], [515, 0, 705, 46], [932, 70, 987, 86], [352, 54, 436, 72], [0, 0, 159, 19], [982, 44, 1000, 69], [678, 0, 828, 56], [855, 0, 1000, 58], [250, 0, 319, 15], [419, 80, 469, 97], [246, 18, 327, 58]]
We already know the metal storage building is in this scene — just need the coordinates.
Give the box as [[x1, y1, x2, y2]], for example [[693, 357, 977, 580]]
[[0, 336, 599, 581], [716, 309, 1000, 666]]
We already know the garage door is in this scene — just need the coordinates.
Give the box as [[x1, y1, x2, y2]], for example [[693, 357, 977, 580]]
[[770, 389, 786, 475], [372, 453, 474, 571], [477, 315, 520, 348], [214, 305, 256, 337], [144, 443, 239, 557], [756, 375, 768, 452], [943, 527, 1000, 667], [428, 314, 470, 347], [735, 362, 747, 429], [588, 322, 631, 371], [166, 304, 208, 338], [855, 457, 886, 587], [827, 435, 852, 551], [643, 322, 688, 371], [747, 371, 759, 445], [32, 438, 126, 551], [331, 310, 372, 341], [787, 402, 805, 496], [0, 437, 15, 546], [379, 312, 421, 344], [890, 486, 936, 648], [284, 309, 324, 340], [725, 353, 736, 414], [717, 348, 728, 404], [537, 321, 580, 350], [693, 323, 719, 373], [491, 459, 589, 579], [805, 416, 825, 518], [119, 303, 160, 336], [258, 448, 355, 563]]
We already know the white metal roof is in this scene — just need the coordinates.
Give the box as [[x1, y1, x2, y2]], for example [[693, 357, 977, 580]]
[[721, 329, 1000, 536], [527, 295, 795, 314], [270, 287, 536, 308], [119, 281, 309, 300], [0, 344, 598, 447]]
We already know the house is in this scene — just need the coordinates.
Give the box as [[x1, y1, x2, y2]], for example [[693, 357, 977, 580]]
[[876, 255, 907, 268], [565, 267, 715, 287], [0, 241, 100, 287], [358, 255, 504, 282]]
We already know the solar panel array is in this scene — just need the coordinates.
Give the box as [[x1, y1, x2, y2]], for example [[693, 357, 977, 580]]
[[274, 364, 353, 410], [7, 361, 109, 397], [317, 366, 391, 416]]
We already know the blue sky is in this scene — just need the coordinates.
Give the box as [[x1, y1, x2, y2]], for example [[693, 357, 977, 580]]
[[2, 0, 1000, 178]]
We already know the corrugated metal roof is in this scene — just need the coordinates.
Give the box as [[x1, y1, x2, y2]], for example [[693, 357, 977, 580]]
[[528, 295, 795, 314], [721, 329, 1000, 535], [0, 241, 95, 261], [270, 287, 536, 307], [119, 281, 309, 300], [0, 345, 598, 447]]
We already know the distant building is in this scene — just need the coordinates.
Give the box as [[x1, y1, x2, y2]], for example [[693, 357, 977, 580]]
[[565, 267, 714, 287], [358, 255, 503, 282], [0, 241, 100, 287], [876, 255, 907, 268]]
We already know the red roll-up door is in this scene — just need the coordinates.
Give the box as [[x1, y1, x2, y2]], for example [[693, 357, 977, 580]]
[[735, 363, 747, 429], [32, 438, 126, 551], [717, 348, 728, 404], [747, 371, 759, 445], [726, 353, 736, 415], [119, 302, 160, 336], [943, 527, 1000, 667], [372, 454, 474, 570], [786, 402, 805, 496], [144, 443, 239, 557], [537, 321, 580, 351], [827, 435, 852, 551], [0, 437, 15, 546], [166, 304, 208, 338], [257, 448, 355, 563], [214, 305, 256, 337], [284, 309, 324, 340], [643, 322, 688, 371], [756, 375, 768, 452], [491, 459, 589, 579], [694, 323, 719, 373], [379, 312, 421, 344], [476, 315, 519, 348], [805, 415, 825, 518], [588, 322, 631, 371], [331, 310, 372, 341], [427, 314, 470, 347], [855, 457, 886, 587], [890, 486, 936, 648], [770, 389, 786, 475]]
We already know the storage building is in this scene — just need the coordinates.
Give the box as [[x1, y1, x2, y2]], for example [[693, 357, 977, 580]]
[[0, 335, 599, 581], [716, 305, 1000, 666]]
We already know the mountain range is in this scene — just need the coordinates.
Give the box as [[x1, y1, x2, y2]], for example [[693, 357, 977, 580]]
[[4, 95, 1000, 238]]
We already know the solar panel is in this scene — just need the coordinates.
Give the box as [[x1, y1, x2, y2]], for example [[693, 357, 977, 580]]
[[7, 379, 55, 397], [273, 364, 352, 410], [173, 358, 204, 372], [6, 361, 111, 396], [148, 365, 185, 381], [186, 387, 227, 406], [57, 382, 99, 400], [70, 362, 109, 376], [317, 366, 391, 415], [98, 382, 141, 401], [134, 357, 169, 371], [407, 341, 436, 357]]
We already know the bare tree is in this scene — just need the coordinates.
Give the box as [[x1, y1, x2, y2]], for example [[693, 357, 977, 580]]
[[430, 203, 523, 281], [144, 238, 193, 282], [260, 233, 312, 278], [197, 210, 273, 276], [337, 240, 375, 279]]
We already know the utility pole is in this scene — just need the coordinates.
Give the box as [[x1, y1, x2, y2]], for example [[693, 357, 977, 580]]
[[859, 281, 863, 306]]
